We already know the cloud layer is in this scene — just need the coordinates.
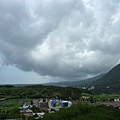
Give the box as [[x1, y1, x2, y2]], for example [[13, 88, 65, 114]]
[[0, 0, 120, 82]]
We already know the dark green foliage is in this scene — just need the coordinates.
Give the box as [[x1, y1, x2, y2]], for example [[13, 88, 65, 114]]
[[41, 104, 120, 120], [0, 108, 22, 119], [89, 96, 95, 103], [94, 63, 120, 86], [0, 85, 89, 100], [0, 85, 14, 88], [91, 63, 120, 93], [0, 113, 7, 119], [30, 106, 40, 113]]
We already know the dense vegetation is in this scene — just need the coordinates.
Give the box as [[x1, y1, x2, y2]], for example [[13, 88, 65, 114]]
[[0, 85, 90, 100], [41, 104, 120, 120], [0, 99, 30, 119], [94, 63, 120, 86], [0, 85, 91, 119], [0, 85, 120, 119], [90, 63, 120, 93]]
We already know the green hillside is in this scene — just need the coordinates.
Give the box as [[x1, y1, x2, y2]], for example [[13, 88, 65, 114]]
[[44, 63, 120, 94], [91, 63, 120, 93], [94, 63, 120, 85]]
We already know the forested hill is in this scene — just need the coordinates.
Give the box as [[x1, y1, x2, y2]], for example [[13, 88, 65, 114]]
[[90, 63, 120, 93], [43, 63, 120, 94], [93, 63, 120, 86]]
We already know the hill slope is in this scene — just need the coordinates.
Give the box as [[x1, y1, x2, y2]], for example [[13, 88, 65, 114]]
[[43, 74, 105, 87], [44, 63, 120, 94], [91, 63, 120, 93], [93, 63, 120, 85]]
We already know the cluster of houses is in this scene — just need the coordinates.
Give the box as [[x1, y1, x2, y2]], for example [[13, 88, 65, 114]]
[[82, 86, 95, 90], [19, 98, 72, 118], [100, 97, 120, 109]]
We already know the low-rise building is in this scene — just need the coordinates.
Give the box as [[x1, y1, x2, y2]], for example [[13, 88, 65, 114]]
[[114, 97, 120, 102]]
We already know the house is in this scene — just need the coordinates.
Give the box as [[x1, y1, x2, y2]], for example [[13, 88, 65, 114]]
[[51, 99, 57, 107], [22, 103, 32, 110], [82, 87, 86, 89], [39, 102, 49, 111], [88, 86, 95, 90], [24, 110, 33, 117], [20, 109, 33, 117], [48, 99, 59, 108], [33, 112, 45, 117], [59, 100, 72, 107], [20, 98, 73, 117], [114, 97, 120, 102], [81, 96, 90, 99], [112, 104, 120, 109]]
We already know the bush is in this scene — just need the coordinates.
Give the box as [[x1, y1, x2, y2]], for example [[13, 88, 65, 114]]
[[42, 104, 120, 120], [0, 113, 7, 119], [30, 106, 40, 113]]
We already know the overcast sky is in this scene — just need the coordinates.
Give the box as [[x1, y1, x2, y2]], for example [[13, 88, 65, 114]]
[[0, 0, 120, 84]]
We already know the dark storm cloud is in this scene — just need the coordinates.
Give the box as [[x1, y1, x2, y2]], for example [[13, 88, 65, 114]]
[[0, 0, 120, 82]]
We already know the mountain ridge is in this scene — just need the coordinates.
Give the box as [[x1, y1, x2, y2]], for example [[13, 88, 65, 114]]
[[44, 63, 120, 93], [90, 63, 120, 93], [93, 63, 120, 86], [43, 73, 106, 87]]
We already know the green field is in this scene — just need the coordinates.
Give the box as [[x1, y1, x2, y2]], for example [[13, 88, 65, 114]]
[[0, 99, 30, 112], [0, 99, 31, 119], [94, 94, 120, 102]]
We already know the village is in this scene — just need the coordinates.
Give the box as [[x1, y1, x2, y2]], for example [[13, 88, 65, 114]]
[[19, 97, 72, 119], [18, 95, 120, 119], [1, 85, 120, 119]]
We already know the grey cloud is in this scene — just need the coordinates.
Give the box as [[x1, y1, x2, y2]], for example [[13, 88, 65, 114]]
[[0, 0, 120, 82]]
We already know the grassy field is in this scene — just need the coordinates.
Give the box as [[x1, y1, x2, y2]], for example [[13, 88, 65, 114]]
[[94, 94, 120, 101], [0, 99, 30, 113]]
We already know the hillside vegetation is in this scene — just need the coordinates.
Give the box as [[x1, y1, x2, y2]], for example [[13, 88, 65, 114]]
[[41, 104, 120, 120], [94, 63, 120, 86], [0, 85, 91, 119], [91, 63, 120, 93], [0, 85, 90, 100]]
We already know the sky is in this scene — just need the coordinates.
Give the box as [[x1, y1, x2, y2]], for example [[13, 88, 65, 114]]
[[0, 0, 120, 84]]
